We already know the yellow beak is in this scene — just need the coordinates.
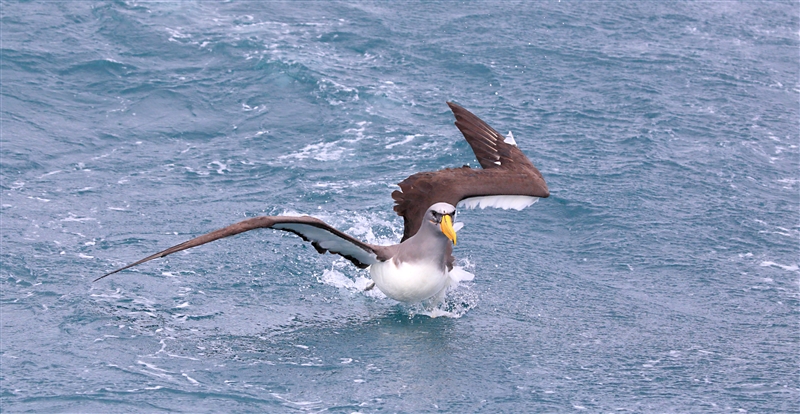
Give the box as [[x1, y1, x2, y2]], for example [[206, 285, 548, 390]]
[[440, 214, 457, 246]]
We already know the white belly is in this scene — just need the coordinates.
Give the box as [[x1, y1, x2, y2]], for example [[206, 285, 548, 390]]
[[369, 259, 450, 303]]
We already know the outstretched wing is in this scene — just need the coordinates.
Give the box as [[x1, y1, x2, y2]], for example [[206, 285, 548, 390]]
[[95, 215, 383, 282], [392, 102, 549, 241]]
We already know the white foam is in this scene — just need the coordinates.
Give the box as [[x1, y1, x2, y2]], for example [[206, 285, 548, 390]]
[[759, 261, 799, 272], [166, 27, 191, 42], [90, 288, 124, 300], [319, 268, 358, 290], [278, 209, 304, 217], [137, 360, 179, 381], [241, 103, 266, 112], [419, 308, 453, 318], [208, 161, 228, 174], [183, 166, 210, 176], [776, 179, 798, 192], [458, 195, 538, 210], [279, 141, 345, 162], [182, 373, 200, 385], [413, 282, 478, 318], [319, 268, 385, 297], [61, 214, 96, 222], [335, 212, 400, 246], [385, 134, 417, 149], [317, 78, 359, 106], [138, 360, 170, 373], [270, 393, 323, 410], [39, 170, 62, 178]]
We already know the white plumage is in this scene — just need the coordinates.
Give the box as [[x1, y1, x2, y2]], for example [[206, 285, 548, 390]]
[[458, 195, 539, 211]]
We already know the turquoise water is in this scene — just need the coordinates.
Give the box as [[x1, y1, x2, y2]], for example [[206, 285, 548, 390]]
[[2, 2, 798, 412]]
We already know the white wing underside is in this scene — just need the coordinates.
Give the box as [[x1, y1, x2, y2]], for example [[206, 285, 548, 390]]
[[457, 195, 539, 211], [272, 223, 379, 265]]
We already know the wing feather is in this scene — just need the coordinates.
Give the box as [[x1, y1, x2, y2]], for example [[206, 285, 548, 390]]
[[95, 216, 380, 281], [392, 102, 549, 241]]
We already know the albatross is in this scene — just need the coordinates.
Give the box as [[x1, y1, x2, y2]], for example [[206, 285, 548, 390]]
[[96, 102, 549, 305]]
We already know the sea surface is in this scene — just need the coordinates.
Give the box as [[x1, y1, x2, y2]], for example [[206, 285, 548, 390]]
[[1, 1, 798, 412]]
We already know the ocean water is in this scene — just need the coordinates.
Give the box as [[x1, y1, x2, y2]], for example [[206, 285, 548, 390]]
[[1, 1, 798, 412]]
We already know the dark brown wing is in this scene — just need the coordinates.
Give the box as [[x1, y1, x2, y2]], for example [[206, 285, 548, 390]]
[[392, 102, 549, 241], [95, 215, 384, 282], [447, 101, 535, 170]]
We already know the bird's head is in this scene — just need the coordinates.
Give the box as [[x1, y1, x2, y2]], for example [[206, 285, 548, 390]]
[[426, 202, 457, 245]]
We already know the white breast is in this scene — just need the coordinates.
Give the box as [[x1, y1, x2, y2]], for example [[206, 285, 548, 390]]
[[369, 259, 450, 303]]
